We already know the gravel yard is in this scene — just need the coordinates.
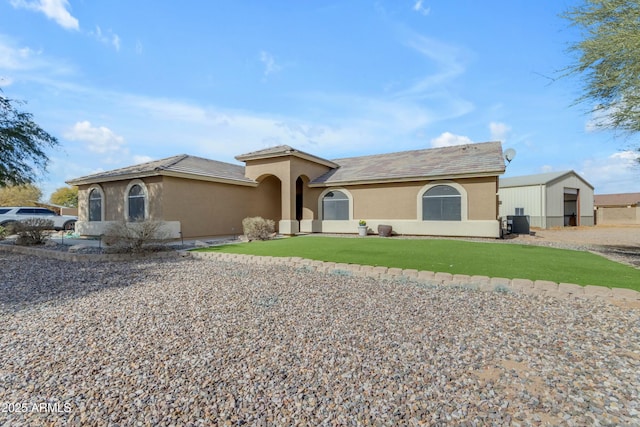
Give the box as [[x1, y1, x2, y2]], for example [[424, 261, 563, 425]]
[[1, 252, 639, 426]]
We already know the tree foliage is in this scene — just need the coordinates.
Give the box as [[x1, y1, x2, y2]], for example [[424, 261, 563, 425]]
[[563, 0, 640, 136], [0, 184, 42, 206], [50, 185, 78, 207], [0, 89, 59, 187]]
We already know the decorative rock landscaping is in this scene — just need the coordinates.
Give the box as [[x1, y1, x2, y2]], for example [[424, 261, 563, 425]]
[[1, 250, 639, 425]]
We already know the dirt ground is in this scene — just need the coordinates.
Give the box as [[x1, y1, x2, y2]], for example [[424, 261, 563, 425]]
[[508, 225, 640, 268]]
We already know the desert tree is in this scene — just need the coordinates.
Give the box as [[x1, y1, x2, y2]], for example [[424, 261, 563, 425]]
[[0, 184, 42, 206], [50, 185, 78, 207], [563, 0, 640, 146], [0, 88, 59, 187]]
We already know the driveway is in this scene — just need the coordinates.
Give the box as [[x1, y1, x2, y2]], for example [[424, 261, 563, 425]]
[[513, 225, 640, 268]]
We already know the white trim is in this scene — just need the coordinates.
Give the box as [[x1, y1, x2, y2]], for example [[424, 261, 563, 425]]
[[308, 171, 503, 187], [124, 179, 149, 221], [318, 188, 354, 221], [417, 181, 468, 221], [87, 184, 105, 222], [308, 219, 500, 238]]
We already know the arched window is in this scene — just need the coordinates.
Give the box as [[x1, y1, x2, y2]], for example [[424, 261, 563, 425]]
[[128, 184, 146, 222], [88, 188, 102, 222], [322, 190, 349, 220], [422, 185, 461, 221]]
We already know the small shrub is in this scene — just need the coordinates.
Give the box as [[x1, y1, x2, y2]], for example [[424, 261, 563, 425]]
[[0, 226, 5, 241], [242, 217, 275, 241], [13, 218, 54, 246], [102, 220, 170, 253]]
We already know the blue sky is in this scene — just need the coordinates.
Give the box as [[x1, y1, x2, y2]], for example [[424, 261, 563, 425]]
[[1, 0, 638, 199]]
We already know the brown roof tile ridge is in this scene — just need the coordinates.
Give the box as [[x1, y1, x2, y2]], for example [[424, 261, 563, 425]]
[[330, 140, 502, 162], [155, 154, 190, 170]]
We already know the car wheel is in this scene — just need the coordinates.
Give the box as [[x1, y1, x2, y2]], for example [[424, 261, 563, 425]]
[[63, 220, 76, 231]]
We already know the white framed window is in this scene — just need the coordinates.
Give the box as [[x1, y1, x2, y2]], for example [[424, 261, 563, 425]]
[[86, 184, 105, 222], [88, 188, 102, 221], [418, 182, 468, 221], [319, 188, 353, 221], [124, 180, 148, 222], [322, 190, 349, 220]]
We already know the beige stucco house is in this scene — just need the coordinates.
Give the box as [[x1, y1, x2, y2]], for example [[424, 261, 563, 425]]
[[67, 141, 507, 239]]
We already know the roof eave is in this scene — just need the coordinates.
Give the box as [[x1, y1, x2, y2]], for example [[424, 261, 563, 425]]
[[66, 171, 161, 186], [160, 170, 257, 187], [67, 170, 258, 187], [236, 150, 339, 169], [309, 170, 504, 187]]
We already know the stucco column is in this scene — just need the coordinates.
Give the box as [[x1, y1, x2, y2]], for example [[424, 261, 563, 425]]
[[279, 177, 299, 234]]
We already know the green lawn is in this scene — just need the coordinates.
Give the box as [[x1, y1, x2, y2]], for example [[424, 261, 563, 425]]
[[194, 236, 640, 291]]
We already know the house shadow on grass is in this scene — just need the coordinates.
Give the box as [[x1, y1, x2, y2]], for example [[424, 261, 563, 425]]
[[0, 252, 186, 313]]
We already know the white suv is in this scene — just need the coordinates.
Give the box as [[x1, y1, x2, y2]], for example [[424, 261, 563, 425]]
[[0, 207, 77, 231]]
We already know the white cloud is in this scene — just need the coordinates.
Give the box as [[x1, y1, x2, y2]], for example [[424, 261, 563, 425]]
[[9, 0, 79, 30], [580, 150, 640, 193], [0, 38, 41, 70], [64, 121, 127, 156], [395, 34, 468, 99], [430, 132, 473, 148], [259, 51, 281, 77], [0, 35, 75, 77], [112, 34, 121, 51], [90, 26, 121, 51], [413, 0, 430, 16], [585, 106, 613, 133], [133, 155, 154, 164], [489, 121, 511, 142]]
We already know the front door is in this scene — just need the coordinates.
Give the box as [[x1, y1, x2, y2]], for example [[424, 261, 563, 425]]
[[296, 177, 303, 222]]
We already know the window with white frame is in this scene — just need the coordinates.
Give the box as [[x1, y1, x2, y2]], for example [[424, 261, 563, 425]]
[[322, 190, 349, 220], [422, 185, 461, 221], [88, 188, 102, 221], [128, 184, 146, 222]]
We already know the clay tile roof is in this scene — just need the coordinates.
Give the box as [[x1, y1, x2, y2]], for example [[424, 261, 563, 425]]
[[235, 145, 296, 158], [67, 154, 252, 185], [594, 192, 640, 207], [312, 141, 505, 185], [235, 145, 338, 168]]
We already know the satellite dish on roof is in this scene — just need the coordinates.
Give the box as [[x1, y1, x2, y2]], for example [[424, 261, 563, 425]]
[[504, 148, 516, 164]]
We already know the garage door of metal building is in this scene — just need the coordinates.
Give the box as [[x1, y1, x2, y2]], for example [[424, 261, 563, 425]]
[[564, 188, 579, 226]]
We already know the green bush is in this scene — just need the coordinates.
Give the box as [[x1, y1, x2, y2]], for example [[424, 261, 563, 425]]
[[242, 216, 275, 241], [103, 220, 170, 253], [0, 225, 6, 241], [13, 218, 54, 245]]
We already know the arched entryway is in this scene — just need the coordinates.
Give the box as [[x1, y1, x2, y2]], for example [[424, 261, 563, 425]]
[[254, 174, 282, 231]]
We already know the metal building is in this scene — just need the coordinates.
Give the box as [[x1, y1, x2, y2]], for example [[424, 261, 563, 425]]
[[499, 171, 594, 229]]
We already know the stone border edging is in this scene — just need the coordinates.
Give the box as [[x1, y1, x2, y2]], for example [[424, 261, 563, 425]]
[[2, 244, 638, 308], [188, 251, 640, 307]]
